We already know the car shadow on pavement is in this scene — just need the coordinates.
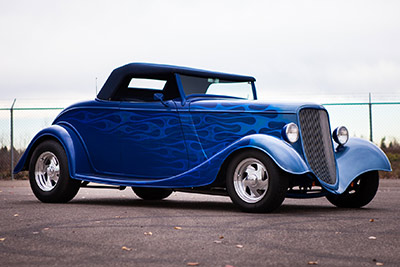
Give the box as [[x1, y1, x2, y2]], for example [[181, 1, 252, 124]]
[[15, 198, 379, 214], [279, 203, 367, 214], [69, 197, 239, 212], [67, 197, 374, 214]]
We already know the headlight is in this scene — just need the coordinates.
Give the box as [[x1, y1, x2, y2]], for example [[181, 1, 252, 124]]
[[282, 123, 299, 143], [333, 126, 349, 146]]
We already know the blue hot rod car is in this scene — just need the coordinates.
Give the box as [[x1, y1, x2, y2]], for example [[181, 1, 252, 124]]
[[14, 63, 391, 212]]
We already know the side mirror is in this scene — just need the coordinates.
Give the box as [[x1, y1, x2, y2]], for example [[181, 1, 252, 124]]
[[153, 93, 169, 107]]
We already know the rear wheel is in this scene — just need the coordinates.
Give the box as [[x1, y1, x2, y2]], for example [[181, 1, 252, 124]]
[[326, 171, 379, 208], [226, 150, 288, 213], [132, 187, 173, 200], [29, 140, 81, 203]]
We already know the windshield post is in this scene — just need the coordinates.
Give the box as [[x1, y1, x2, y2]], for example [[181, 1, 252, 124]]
[[252, 82, 258, 100], [174, 73, 186, 106]]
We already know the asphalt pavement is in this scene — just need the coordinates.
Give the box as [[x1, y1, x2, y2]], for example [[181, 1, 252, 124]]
[[1, 179, 400, 267]]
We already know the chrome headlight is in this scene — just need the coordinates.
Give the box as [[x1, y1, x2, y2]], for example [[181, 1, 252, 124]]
[[282, 123, 299, 143], [333, 126, 349, 146]]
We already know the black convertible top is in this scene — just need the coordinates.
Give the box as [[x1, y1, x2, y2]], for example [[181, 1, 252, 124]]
[[97, 63, 256, 100]]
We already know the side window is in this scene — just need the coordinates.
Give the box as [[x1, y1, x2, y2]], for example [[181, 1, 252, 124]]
[[113, 78, 167, 102], [128, 78, 166, 90]]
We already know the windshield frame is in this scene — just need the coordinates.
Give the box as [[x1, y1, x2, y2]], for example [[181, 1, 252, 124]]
[[175, 73, 257, 105]]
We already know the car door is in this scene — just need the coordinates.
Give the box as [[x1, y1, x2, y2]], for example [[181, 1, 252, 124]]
[[118, 78, 188, 179], [55, 101, 123, 175]]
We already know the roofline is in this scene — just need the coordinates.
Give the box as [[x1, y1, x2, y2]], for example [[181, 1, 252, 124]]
[[97, 63, 256, 100], [117, 62, 256, 81]]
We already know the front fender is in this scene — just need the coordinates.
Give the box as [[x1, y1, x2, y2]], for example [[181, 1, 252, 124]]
[[335, 137, 391, 193], [235, 134, 310, 175], [13, 125, 84, 179]]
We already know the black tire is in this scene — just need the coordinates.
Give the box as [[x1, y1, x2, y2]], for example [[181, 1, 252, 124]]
[[29, 140, 81, 203], [226, 150, 288, 213], [132, 187, 173, 200], [326, 171, 379, 208]]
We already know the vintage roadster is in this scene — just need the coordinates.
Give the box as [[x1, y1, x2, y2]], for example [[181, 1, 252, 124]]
[[14, 63, 391, 212]]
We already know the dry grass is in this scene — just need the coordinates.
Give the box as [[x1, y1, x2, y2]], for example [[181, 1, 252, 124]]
[[380, 140, 400, 179], [0, 146, 27, 180]]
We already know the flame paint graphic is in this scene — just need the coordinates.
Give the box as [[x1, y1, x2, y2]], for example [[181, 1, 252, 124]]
[[56, 102, 294, 183]]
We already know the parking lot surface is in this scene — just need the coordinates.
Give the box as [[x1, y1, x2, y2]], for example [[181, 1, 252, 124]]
[[1, 179, 400, 266]]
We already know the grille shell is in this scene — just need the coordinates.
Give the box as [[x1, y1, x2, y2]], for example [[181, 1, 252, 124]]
[[299, 109, 337, 185]]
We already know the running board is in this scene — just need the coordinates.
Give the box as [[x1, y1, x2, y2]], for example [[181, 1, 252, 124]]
[[80, 181, 126, 190], [174, 187, 228, 196]]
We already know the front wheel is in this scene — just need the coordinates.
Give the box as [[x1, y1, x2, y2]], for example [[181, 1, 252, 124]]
[[132, 187, 173, 200], [326, 171, 379, 208], [226, 150, 288, 213], [29, 140, 81, 203]]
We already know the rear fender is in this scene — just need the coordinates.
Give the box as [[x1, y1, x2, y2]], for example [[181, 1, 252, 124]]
[[13, 124, 90, 179]]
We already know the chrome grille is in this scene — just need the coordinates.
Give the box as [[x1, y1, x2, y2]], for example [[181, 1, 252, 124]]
[[299, 109, 337, 184]]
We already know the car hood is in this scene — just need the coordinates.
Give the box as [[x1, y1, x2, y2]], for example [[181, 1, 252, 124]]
[[188, 99, 324, 113]]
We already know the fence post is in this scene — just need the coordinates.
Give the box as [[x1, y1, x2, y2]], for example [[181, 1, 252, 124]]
[[10, 98, 16, 180], [369, 93, 373, 142]]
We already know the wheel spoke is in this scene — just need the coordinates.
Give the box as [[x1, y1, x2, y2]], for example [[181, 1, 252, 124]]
[[242, 177, 252, 189], [39, 173, 47, 188], [245, 164, 256, 174], [51, 157, 59, 170], [249, 186, 262, 197], [45, 172, 53, 188], [254, 163, 264, 178], [257, 178, 269, 190]]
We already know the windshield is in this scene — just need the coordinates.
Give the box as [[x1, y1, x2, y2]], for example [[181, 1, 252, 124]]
[[179, 75, 255, 100]]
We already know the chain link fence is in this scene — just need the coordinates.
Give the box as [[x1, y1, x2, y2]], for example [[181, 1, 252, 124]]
[[1, 101, 399, 179], [0, 106, 63, 179], [324, 102, 400, 144], [323, 102, 400, 178]]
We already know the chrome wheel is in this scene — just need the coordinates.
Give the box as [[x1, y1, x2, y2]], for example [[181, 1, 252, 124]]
[[34, 151, 60, 192], [29, 140, 81, 203], [233, 158, 269, 203]]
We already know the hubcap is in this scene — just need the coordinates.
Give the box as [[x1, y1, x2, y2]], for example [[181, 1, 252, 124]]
[[34, 152, 60, 191], [233, 158, 269, 203]]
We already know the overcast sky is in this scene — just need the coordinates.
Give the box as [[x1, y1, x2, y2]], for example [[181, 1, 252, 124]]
[[1, 0, 400, 107]]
